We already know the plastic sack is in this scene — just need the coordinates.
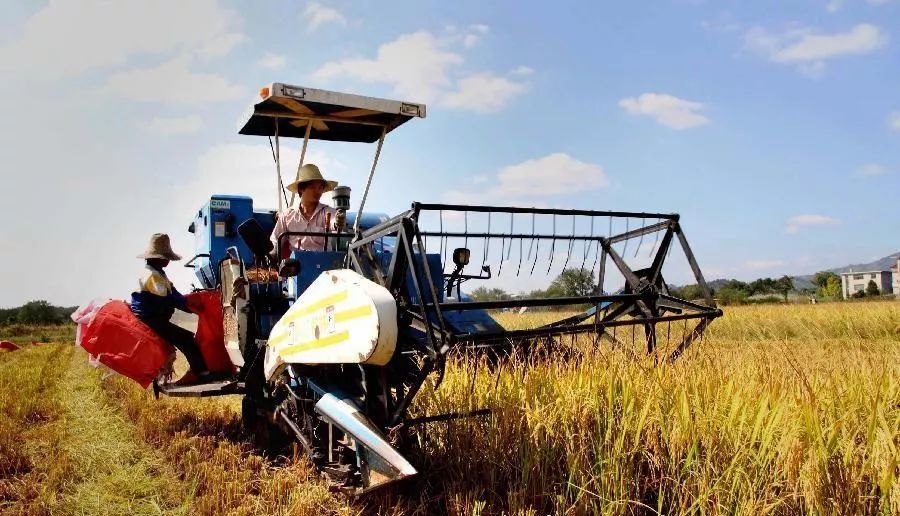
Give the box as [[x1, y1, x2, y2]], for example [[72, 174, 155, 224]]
[[71, 297, 109, 347], [185, 290, 234, 374], [73, 300, 175, 388]]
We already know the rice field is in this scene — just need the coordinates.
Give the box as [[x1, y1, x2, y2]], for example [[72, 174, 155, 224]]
[[0, 301, 898, 515]]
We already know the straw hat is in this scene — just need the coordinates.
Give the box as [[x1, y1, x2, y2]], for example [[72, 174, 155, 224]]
[[137, 233, 182, 261], [286, 163, 337, 194]]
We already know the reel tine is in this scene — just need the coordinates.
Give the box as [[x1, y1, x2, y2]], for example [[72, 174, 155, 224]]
[[497, 215, 506, 277], [561, 215, 576, 271], [580, 217, 593, 272], [546, 214, 557, 274], [507, 213, 514, 261], [463, 210, 469, 254], [439, 210, 447, 272], [481, 212, 491, 272], [648, 218, 661, 258], [634, 217, 645, 258], [516, 224, 524, 276], [525, 212, 535, 262], [530, 235, 541, 275], [622, 217, 630, 257]]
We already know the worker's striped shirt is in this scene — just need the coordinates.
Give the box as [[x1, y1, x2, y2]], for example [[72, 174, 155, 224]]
[[270, 203, 337, 256]]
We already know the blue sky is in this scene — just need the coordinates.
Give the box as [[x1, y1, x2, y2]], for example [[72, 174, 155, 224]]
[[0, 0, 898, 307]]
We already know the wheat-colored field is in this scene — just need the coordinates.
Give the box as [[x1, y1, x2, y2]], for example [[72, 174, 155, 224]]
[[1, 302, 898, 515]]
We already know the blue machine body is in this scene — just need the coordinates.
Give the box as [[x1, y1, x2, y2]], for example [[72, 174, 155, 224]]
[[186, 195, 502, 338], [188, 195, 276, 288]]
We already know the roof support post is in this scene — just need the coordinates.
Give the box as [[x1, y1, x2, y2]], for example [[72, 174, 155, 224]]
[[274, 119, 282, 213], [288, 120, 313, 208], [354, 127, 387, 236]]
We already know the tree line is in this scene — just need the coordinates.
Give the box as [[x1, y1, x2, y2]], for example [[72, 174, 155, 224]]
[[669, 276, 795, 305], [468, 268, 887, 306], [0, 300, 77, 325]]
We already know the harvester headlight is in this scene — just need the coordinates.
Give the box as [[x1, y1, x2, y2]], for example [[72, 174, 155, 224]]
[[333, 186, 351, 211]]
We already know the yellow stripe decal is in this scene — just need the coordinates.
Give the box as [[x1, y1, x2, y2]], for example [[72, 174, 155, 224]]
[[280, 330, 349, 357], [289, 290, 348, 318], [268, 303, 373, 350], [268, 331, 288, 349], [335, 304, 373, 323]]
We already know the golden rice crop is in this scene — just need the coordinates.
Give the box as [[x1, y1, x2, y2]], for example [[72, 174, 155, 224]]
[[1, 301, 897, 515]]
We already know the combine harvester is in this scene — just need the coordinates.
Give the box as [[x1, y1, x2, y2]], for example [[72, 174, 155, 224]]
[[156, 83, 722, 494]]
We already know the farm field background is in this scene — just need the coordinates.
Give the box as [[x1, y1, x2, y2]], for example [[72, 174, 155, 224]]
[[1, 302, 898, 515]]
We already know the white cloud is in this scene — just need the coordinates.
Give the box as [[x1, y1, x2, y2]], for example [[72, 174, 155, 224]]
[[313, 31, 461, 103], [105, 55, 245, 103], [743, 259, 786, 271], [312, 30, 527, 111], [442, 74, 526, 113], [444, 153, 608, 204], [744, 24, 888, 76], [511, 65, 535, 76], [890, 112, 900, 131], [303, 2, 347, 31], [140, 115, 204, 134], [857, 163, 885, 177], [0, 0, 244, 79], [258, 53, 286, 70], [619, 93, 710, 130], [826, 0, 843, 13], [462, 24, 490, 48], [785, 214, 839, 234]]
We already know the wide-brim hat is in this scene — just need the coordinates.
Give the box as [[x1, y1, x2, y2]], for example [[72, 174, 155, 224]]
[[137, 233, 182, 261], [286, 163, 338, 194]]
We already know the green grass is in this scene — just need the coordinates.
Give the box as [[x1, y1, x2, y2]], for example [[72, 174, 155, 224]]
[[0, 324, 75, 345]]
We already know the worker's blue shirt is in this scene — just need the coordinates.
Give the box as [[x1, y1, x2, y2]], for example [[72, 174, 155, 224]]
[[130, 264, 188, 320]]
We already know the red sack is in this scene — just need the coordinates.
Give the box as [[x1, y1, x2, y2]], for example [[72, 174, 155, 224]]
[[0, 340, 19, 351], [76, 301, 173, 389], [185, 291, 234, 374]]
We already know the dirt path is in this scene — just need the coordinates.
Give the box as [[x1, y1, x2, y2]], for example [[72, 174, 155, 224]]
[[51, 350, 190, 515], [1, 345, 191, 515]]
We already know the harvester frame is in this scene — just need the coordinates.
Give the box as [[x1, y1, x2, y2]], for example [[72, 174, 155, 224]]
[[153, 83, 722, 495]]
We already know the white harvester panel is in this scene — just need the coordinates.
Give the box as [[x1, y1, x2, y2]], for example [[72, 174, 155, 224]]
[[264, 269, 398, 379]]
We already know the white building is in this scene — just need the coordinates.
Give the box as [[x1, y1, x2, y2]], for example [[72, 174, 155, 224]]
[[892, 259, 900, 297], [841, 269, 893, 299]]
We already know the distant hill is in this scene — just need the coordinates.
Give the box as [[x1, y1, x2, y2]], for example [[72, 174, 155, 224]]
[[684, 251, 900, 293], [794, 251, 900, 289], [822, 252, 899, 274]]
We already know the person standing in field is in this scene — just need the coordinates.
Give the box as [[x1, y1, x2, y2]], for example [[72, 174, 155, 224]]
[[270, 163, 338, 257], [130, 233, 221, 386]]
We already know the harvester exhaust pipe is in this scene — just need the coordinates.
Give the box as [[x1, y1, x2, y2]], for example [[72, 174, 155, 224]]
[[314, 391, 417, 491]]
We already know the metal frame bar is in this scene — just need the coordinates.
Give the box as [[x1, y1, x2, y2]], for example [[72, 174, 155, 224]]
[[415, 203, 678, 220], [251, 109, 389, 128]]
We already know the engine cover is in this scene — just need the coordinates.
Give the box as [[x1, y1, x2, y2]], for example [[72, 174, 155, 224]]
[[264, 269, 398, 379]]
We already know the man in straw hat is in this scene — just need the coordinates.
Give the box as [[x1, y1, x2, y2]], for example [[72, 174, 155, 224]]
[[131, 233, 222, 386], [270, 163, 339, 258]]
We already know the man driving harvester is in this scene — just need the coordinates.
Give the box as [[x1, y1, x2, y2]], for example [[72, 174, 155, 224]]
[[270, 163, 340, 257], [130, 233, 225, 386]]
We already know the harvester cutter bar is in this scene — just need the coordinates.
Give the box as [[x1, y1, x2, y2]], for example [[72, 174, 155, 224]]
[[449, 309, 721, 345]]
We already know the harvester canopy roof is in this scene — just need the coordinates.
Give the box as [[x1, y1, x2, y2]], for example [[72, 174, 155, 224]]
[[238, 84, 426, 143]]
